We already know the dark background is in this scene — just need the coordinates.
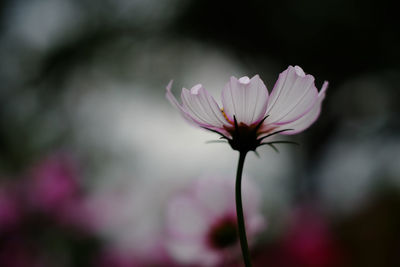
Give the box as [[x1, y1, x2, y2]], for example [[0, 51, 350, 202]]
[[1, 0, 399, 266]]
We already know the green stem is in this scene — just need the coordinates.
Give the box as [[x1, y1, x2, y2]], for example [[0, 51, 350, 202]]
[[235, 151, 252, 267]]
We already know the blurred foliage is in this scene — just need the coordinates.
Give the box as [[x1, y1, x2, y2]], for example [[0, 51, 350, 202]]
[[172, 0, 399, 80]]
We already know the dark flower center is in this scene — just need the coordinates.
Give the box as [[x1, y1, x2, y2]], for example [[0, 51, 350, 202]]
[[225, 122, 262, 152], [207, 217, 238, 249], [204, 115, 295, 153]]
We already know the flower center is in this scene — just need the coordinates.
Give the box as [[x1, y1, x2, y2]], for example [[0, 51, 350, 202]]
[[207, 216, 238, 249], [224, 122, 262, 152], [216, 112, 281, 152]]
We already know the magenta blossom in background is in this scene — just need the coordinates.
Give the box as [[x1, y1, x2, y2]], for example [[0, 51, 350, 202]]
[[249, 206, 346, 267], [96, 247, 179, 267], [24, 154, 93, 230], [167, 65, 328, 152], [27, 154, 79, 211], [96, 249, 140, 267], [281, 206, 345, 267], [0, 185, 22, 231], [165, 175, 265, 266], [253, 206, 345, 267]]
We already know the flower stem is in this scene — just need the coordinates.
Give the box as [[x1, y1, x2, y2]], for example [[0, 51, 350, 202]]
[[235, 151, 252, 267]]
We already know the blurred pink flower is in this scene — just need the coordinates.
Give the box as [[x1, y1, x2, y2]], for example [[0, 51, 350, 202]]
[[166, 66, 328, 151], [0, 185, 22, 231], [87, 181, 179, 266], [165, 175, 265, 266], [96, 249, 139, 267], [96, 247, 179, 267], [27, 154, 79, 211], [25, 154, 93, 230], [253, 206, 345, 267], [281, 206, 344, 267]]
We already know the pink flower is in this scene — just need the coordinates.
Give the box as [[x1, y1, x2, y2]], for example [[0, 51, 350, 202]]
[[95, 249, 140, 267], [165, 175, 265, 266], [166, 66, 328, 152], [252, 206, 346, 267], [27, 154, 79, 212], [24, 154, 94, 230], [95, 247, 179, 267], [0, 185, 22, 231], [281, 206, 345, 267]]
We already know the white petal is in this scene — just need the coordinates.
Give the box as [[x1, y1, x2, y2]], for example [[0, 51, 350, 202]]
[[166, 80, 186, 115], [166, 81, 232, 137], [266, 66, 318, 124], [166, 81, 200, 125], [280, 81, 328, 135], [181, 84, 229, 128], [221, 75, 269, 125]]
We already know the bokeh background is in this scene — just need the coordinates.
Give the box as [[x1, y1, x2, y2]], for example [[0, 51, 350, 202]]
[[1, 0, 399, 266]]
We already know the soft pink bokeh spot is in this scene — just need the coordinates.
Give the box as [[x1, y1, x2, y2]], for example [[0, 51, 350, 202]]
[[24, 154, 93, 230], [252, 206, 345, 267], [0, 185, 22, 231], [281, 206, 344, 267], [165, 175, 265, 266], [27, 154, 79, 210]]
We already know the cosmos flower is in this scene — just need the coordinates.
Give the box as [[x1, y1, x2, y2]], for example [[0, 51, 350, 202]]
[[165, 175, 265, 266], [166, 65, 328, 152], [166, 65, 328, 267]]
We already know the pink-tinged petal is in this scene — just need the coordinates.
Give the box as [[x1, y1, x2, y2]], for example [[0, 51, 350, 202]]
[[166, 80, 179, 109], [266, 66, 318, 124], [279, 81, 328, 135], [222, 75, 269, 125], [166, 81, 231, 137], [166, 80, 198, 125], [181, 84, 229, 128]]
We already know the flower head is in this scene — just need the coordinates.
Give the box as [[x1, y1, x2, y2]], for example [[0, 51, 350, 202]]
[[165, 175, 265, 266], [166, 65, 328, 152]]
